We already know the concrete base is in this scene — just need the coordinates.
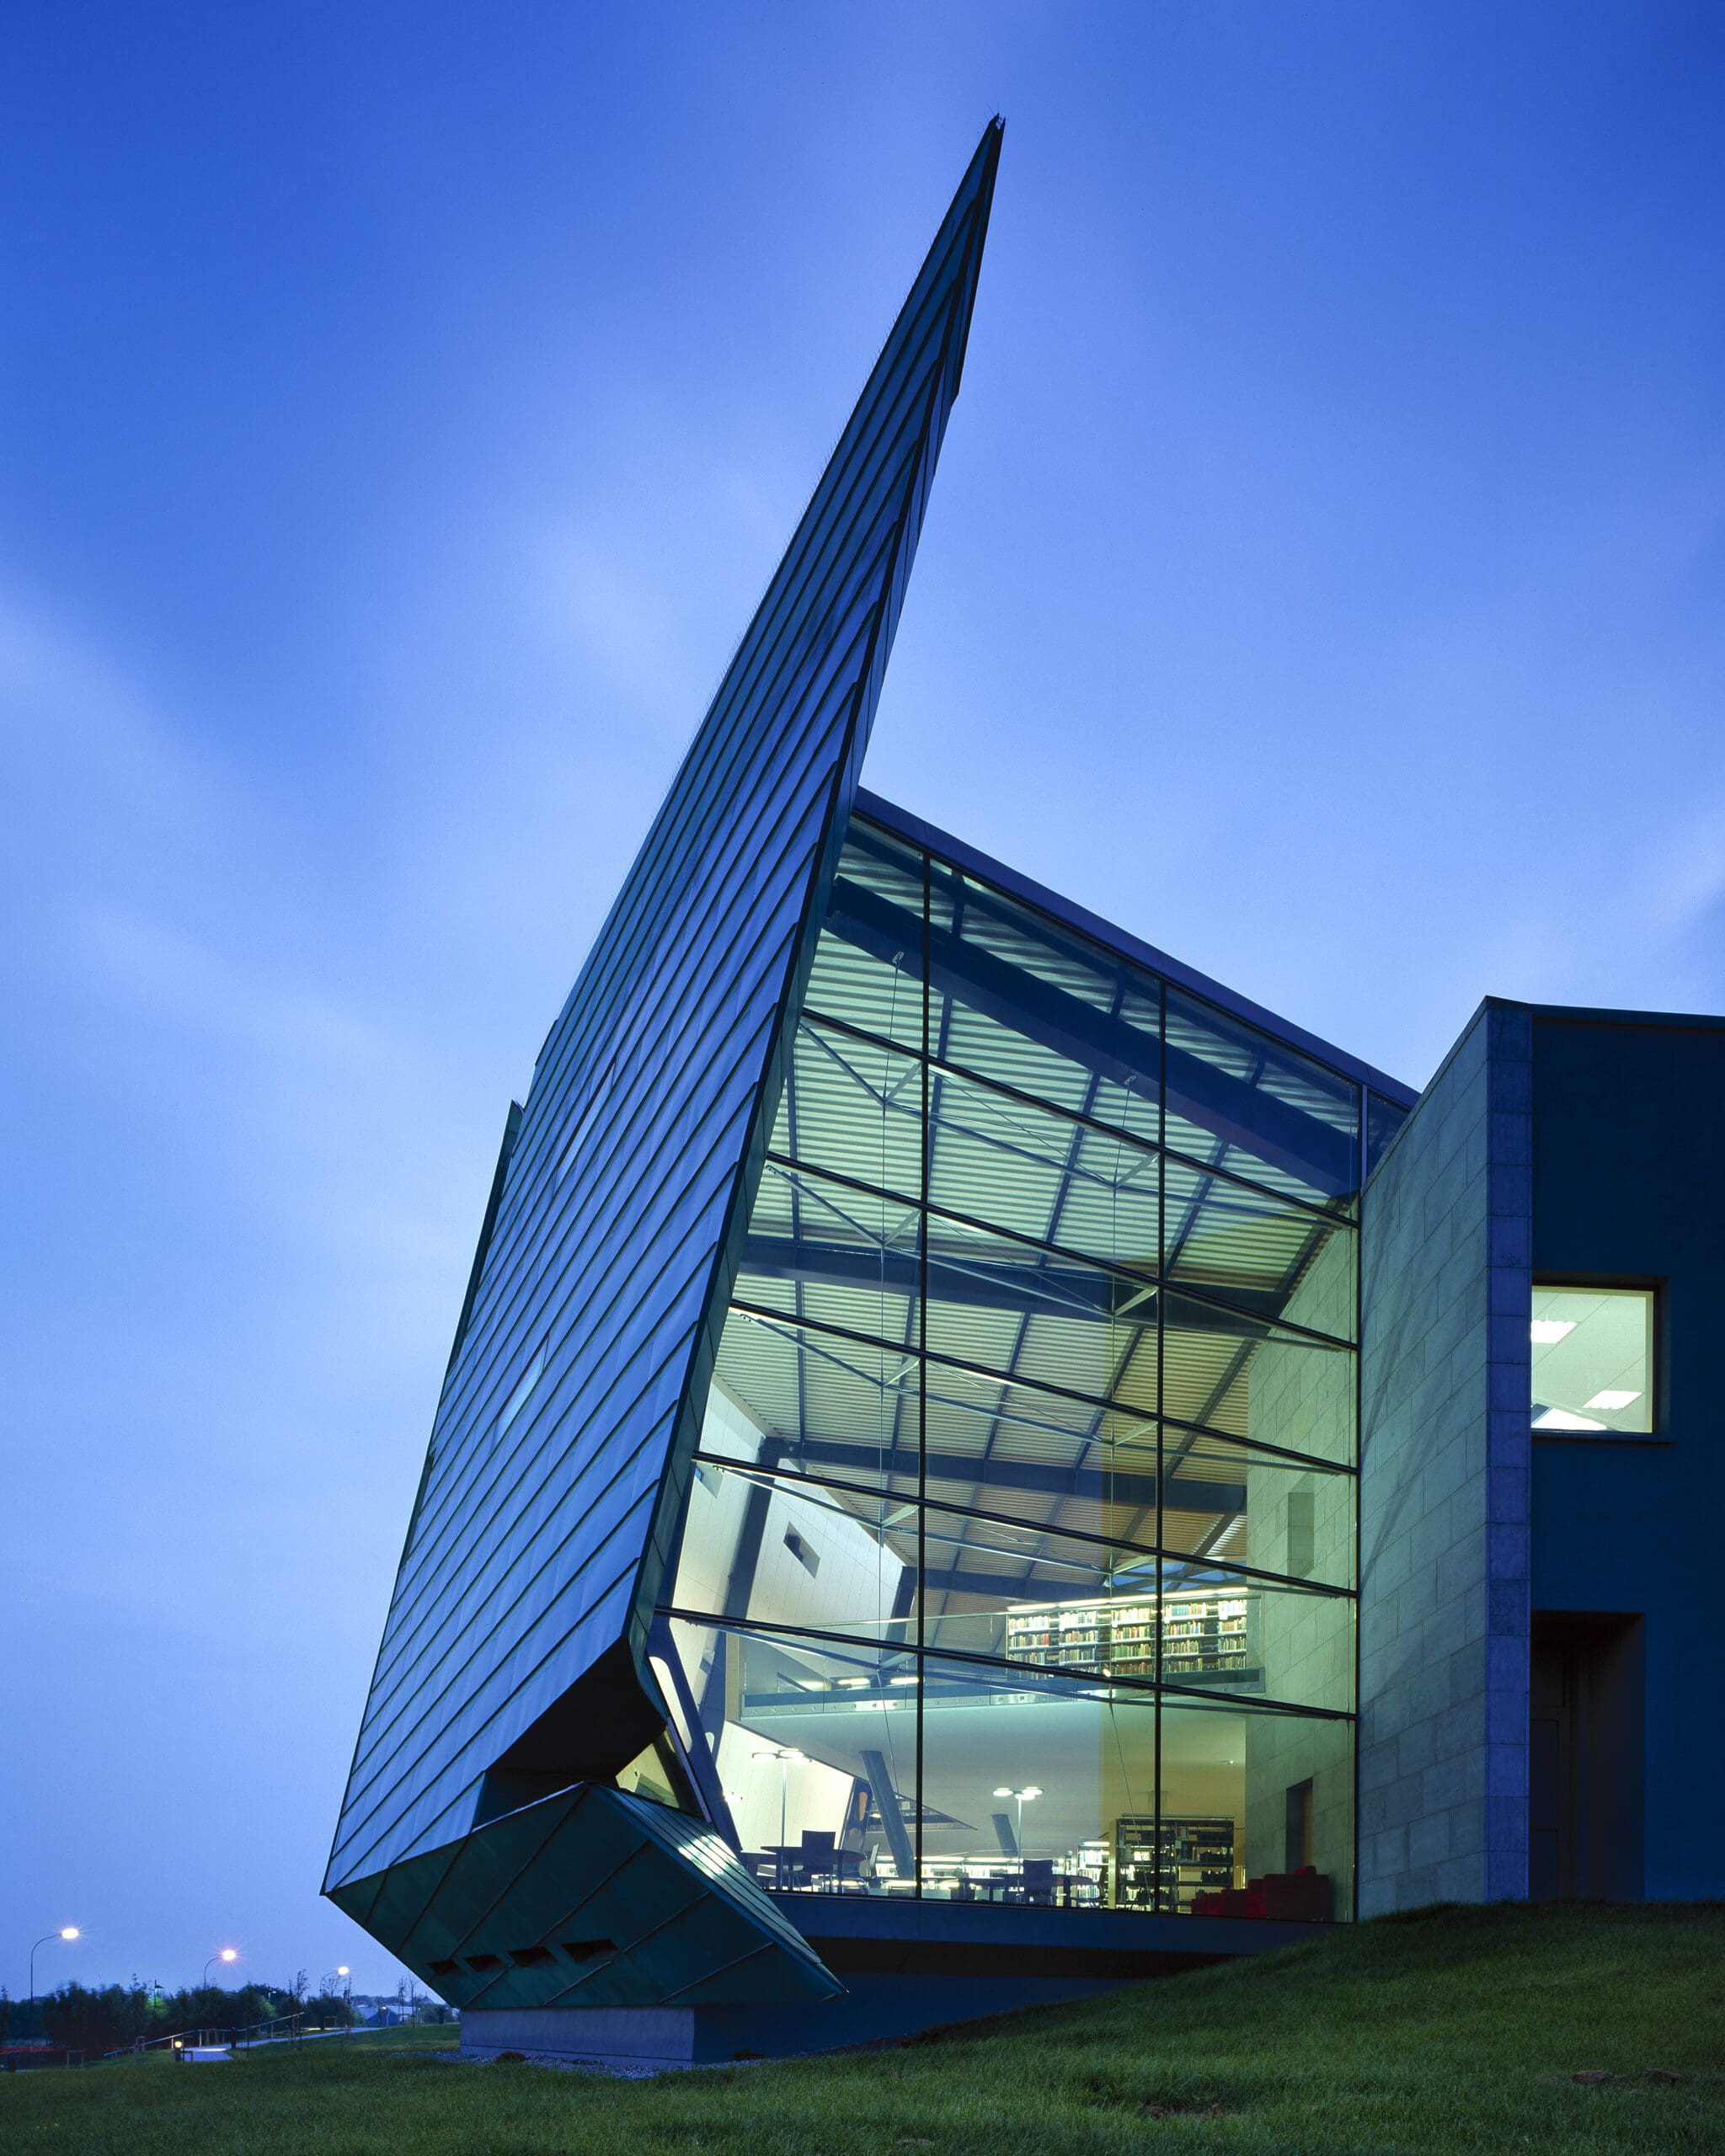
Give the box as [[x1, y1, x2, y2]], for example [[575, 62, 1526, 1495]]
[[459, 1899, 1336, 2069], [459, 1973, 1124, 2070]]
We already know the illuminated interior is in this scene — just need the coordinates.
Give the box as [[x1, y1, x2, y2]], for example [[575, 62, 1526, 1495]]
[[1531, 1284, 1654, 1435], [654, 812, 1375, 1920]]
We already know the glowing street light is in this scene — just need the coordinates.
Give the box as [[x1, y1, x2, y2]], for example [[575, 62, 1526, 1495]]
[[204, 1947, 239, 1988], [319, 1965, 353, 2033], [28, 1928, 79, 2010]]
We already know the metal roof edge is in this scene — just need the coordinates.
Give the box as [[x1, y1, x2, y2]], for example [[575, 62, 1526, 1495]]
[[852, 787, 1418, 1107], [1522, 999, 1725, 1033], [1361, 997, 1495, 1195]]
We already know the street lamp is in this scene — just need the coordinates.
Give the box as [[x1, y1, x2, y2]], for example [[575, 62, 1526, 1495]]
[[751, 1747, 806, 1886], [992, 1784, 1043, 1859], [28, 1928, 79, 2013], [318, 1967, 351, 2031], [204, 1947, 238, 1988]]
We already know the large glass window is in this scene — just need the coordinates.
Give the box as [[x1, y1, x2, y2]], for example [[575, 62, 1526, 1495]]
[[658, 1620, 919, 1896], [658, 815, 1364, 1921], [1531, 1284, 1655, 1436]]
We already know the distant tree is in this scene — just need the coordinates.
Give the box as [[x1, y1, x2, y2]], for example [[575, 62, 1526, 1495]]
[[26, 1979, 310, 2054], [305, 1988, 355, 2032]]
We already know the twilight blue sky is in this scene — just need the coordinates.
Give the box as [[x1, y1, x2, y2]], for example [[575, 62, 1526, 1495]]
[[4, 3, 1723, 1995]]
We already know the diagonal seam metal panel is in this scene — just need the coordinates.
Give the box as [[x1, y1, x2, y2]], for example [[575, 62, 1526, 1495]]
[[327, 121, 1002, 1900], [326, 1784, 841, 2009]]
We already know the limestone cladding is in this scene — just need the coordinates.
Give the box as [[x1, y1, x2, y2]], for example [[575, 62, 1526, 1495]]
[[1357, 1003, 1530, 1914]]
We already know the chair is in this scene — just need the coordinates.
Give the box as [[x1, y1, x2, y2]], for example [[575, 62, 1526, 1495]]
[[1020, 1859, 1055, 1905], [799, 1829, 837, 1887]]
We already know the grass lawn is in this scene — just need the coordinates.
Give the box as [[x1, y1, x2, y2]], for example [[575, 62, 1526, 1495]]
[[4, 1902, 1722, 2153]]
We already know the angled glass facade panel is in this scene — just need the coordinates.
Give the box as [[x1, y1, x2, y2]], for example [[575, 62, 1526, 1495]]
[[1162, 1426, 1355, 1591], [735, 1160, 921, 1345], [914, 1657, 1352, 1916], [924, 1218, 1152, 1401], [660, 1618, 920, 1895], [1162, 1290, 1355, 1464], [921, 1508, 1161, 1662], [669, 1456, 916, 1650], [919, 1658, 1159, 1905], [705, 1318, 919, 1497], [1160, 1700, 1354, 1920], [1162, 1155, 1356, 1338], [927, 1066, 1161, 1274], [1164, 985, 1362, 1214], [659, 803, 1369, 1924], [921, 1369, 1157, 1534], [928, 862, 1162, 1145], [804, 826, 927, 1052], [1162, 1562, 1354, 1716], [772, 1018, 923, 1203]]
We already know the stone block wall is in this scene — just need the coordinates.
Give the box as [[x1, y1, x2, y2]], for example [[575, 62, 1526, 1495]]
[[1357, 1002, 1530, 1913]]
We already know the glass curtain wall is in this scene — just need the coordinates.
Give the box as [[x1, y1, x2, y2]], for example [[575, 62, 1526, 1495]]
[[656, 815, 1364, 1921]]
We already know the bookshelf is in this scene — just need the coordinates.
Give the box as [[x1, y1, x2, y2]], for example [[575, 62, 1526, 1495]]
[[1114, 1814, 1237, 1912], [1003, 1589, 1251, 1682]]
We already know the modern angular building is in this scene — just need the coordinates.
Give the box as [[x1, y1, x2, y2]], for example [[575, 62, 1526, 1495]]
[[325, 122, 1725, 2065]]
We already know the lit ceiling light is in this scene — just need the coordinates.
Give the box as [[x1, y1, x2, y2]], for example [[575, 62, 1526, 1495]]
[[1533, 1407, 1605, 1432], [1584, 1390, 1641, 1412], [889, 1676, 918, 1687], [1530, 1319, 1576, 1345]]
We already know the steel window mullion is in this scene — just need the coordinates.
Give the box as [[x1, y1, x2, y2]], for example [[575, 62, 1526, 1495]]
[[751, 1151, 1359, 1356], [915, 843, 931, 1897], [728, 1298, 1358, 1480], [804, 998, 1359, 1232], [653, 1606, 1357, 1723], [682, 1448, 1354, 1601], [1154, 970, 1167, 1913]]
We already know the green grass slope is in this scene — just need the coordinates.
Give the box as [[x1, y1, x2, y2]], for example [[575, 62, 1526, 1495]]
[[5, 1903, 1722, 2155]]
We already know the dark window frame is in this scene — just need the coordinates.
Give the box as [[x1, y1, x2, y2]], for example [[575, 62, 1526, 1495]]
[[1530, 1274, 1666, 1444]]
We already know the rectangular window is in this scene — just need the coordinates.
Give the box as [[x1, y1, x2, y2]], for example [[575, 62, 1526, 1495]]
[[1530, 1285, 1655, 1437]]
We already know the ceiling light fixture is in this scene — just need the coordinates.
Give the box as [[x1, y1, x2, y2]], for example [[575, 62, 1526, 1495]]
[[1584, 1390, 1641, 1412], [1530, 1319, 1577, 1345], [1534, 1406, 1605, 1432]]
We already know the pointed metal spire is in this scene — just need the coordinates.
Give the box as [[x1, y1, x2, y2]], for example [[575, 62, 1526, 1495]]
[[325, 122, 1003, 1968]]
